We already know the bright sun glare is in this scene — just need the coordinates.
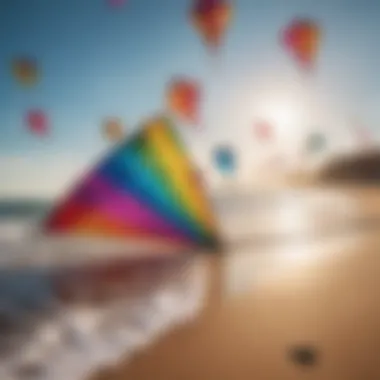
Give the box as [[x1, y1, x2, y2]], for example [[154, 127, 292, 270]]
[[260, 99, 304, 139]]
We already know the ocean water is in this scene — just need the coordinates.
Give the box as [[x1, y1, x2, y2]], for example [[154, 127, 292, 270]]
[[0, 193, 271, 380], [0, 198, 210, 380], [0, 193, 272, 380]]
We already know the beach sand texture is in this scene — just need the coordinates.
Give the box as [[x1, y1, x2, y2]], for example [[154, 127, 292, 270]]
[[93, 185, 380, 380]]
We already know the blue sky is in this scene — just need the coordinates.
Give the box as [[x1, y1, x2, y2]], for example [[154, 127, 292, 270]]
[[1, 0, 380, 196]]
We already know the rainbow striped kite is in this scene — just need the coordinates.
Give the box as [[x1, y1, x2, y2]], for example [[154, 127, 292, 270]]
[[43, 115, 221, 252]]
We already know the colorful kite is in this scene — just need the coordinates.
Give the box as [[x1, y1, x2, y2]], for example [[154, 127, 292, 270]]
[[102, 118, 126, 143], [25, 109, 49, 136], [213, 145, 236, 175], [281, 18, 321, 71], [11, 57, 39, 86], [44, 116, 221, 252], [190, 0, 233, 52], [166, 77, 201, 125]]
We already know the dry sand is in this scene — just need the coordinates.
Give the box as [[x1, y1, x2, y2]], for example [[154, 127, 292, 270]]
[[91, 185, 380, 380]]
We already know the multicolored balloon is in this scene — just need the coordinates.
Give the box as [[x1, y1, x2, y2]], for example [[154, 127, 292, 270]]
[[213, 145, 236, 175], [11, 57, 39, 86], [254, 120, 273, 141], [25, 109, 49, 136], [190, 0, 233, 52], [102, 118, 125, 142], [281, 18, 321, 71], [166, 77, 201, 125]]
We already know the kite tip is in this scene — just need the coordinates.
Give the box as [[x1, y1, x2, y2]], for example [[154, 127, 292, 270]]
[[202, 236, 226, 254]]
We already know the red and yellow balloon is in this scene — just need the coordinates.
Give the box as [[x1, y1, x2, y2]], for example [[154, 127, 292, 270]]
[[281, 18, 321, 71], [102, 118, 126, 142], [254, 120, 273, 141], [12, 57, 39, 86], [25, 109, 49, 136], [190, 0, 233, 52], [166, 77, 201, 125]]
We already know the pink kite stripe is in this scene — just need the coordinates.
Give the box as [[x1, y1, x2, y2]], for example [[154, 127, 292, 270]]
[[83, 175, 192, 243]]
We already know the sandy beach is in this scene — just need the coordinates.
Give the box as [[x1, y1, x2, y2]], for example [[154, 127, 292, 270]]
[[92, 184, 380, 380], [2, 181, 380, 380]]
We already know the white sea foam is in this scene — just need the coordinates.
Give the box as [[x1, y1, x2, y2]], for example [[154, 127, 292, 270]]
[[0, 256, 206, 380]]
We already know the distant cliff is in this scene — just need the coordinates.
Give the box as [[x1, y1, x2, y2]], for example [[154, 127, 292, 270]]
[[317, 149, 380, 184]]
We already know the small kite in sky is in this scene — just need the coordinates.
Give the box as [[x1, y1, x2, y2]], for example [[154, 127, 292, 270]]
[[11, 57, 39, 86], [190, 0, 233, 53], [254, 120, 273, 141], [213, 145, 236, 175], [281, 18, 321, 72], [102, 118, 126, 143], [25, 109, 49, 136], [43, 116, 221, 252], [166, 77, 201, 126]]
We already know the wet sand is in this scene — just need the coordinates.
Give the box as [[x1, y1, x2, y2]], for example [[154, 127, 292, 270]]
[[93, 185, 380, 380]]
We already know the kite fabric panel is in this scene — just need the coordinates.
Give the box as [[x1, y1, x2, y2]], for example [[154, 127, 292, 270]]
[[43, 115, 221, 252]]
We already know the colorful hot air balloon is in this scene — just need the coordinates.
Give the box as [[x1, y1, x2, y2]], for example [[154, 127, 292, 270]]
[[281, 18, 321, 71], [11, 57, 39, 86], [190, 0, 233, 52], [254, 120, 273, 141], [26, 109, 49, 136], [103, 118, 125, 142], [166, 77, 201, 125], [213, 145, 236, 175]]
